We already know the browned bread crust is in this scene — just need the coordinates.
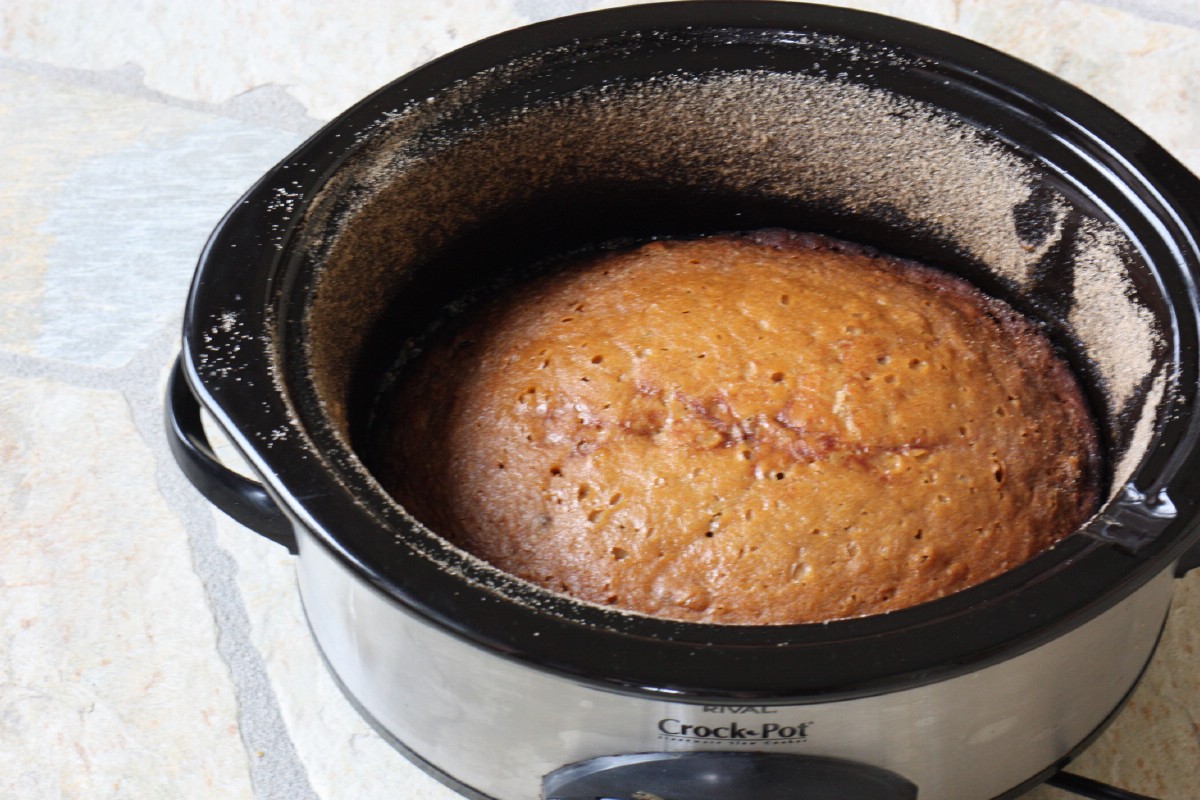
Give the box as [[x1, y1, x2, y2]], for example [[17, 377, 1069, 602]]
[[374, 231, 1101, 624]]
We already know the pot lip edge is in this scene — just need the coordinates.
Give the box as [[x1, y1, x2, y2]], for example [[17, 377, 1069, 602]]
[[177, 0, 1200, 697]]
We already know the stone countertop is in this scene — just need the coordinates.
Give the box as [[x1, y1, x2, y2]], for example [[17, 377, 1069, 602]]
[[1, 1, 1197, 798]]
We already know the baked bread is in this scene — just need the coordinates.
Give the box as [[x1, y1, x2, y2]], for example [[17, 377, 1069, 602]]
[[373, 231, 1101, 624]]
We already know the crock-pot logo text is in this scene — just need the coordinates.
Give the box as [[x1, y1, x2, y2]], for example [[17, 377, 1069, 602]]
[[657, 717, 812, 745]]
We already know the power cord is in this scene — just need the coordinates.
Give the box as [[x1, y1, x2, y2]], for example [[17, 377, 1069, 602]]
[[1047, 770, 1162, 800]]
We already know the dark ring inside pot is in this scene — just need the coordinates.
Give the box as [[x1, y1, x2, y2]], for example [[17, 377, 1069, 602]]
[[190, 1, 1200, 697], [300, 13, 1171, 495]]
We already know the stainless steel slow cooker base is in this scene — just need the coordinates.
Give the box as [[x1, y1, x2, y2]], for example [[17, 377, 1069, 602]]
[[297, 528, 1175, 800], [318, 651, 1165, 800]]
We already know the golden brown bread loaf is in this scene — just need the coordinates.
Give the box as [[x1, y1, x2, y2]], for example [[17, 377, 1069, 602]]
[[373, 231, 1101, 624]]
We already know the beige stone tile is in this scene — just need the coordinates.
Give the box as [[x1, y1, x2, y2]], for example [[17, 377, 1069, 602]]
[[0, 375, 254, 798], [0, 66, 301, 367], [0, 0, 531, 122], [0, 66, 203, 359]]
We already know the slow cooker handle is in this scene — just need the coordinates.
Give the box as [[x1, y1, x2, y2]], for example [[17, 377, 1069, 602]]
[[165, 357, 298, 554]]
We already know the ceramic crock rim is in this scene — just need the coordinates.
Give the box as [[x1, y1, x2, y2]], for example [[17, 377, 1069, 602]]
[[181, 0, 1200, 700]]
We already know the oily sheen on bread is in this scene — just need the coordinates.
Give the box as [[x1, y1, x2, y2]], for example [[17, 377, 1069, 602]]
[[372, 231, 1100, 624]]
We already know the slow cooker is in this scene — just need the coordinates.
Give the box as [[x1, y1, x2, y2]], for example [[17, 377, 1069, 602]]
[[165, 3, 1200, 799]]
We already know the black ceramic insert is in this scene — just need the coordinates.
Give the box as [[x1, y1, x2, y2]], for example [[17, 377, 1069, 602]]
[[173, 2, 1200, 700]]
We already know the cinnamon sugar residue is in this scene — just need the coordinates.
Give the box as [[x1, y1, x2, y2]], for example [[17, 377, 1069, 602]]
[[1070, 222, 1159, 414]]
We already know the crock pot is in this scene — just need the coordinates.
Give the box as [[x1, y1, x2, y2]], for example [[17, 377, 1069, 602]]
[[165, 3, 1200, 799]]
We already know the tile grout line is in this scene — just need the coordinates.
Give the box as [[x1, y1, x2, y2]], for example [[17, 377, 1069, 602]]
[[0, 44, 323, 792], [0, 335, 319, 797], [121, 325, 320, 800], [0, 54, 324, 135]]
